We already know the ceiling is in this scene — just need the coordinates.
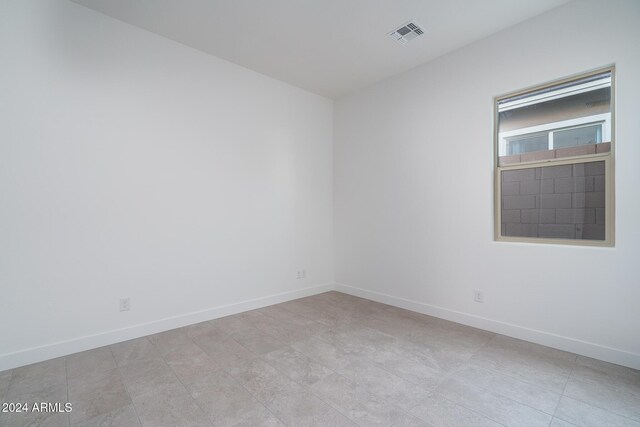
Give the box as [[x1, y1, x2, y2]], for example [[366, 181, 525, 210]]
[[71, 0, 570, 98]]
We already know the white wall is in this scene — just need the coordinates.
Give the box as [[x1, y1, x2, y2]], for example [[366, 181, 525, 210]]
[[334, 0, 640, 369], [0, 0, 333, 370], [2, 0, 638, 373]]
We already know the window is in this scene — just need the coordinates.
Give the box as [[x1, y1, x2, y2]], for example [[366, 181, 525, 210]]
[[494, 68, 614, 245]]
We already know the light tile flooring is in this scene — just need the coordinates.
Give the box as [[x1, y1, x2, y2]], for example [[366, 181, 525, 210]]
[[1, 291, 639, 426]]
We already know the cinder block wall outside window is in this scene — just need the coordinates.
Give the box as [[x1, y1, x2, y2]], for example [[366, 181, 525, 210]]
[[501, 161, 605, 239]]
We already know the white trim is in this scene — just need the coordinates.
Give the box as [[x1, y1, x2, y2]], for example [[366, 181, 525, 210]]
[[4, 282, 638, 372], [0, 283, 334, 372], [335, 282, 640, 370], [498, 76, 611, 112]]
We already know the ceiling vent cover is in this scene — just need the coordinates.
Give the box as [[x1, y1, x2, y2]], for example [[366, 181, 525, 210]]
[[389, 21, 424, 44]]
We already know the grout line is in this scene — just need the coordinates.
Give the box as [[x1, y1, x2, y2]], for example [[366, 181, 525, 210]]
[[440, 365, 557, 421], [469, 331, 498, 358], [2, 367, 16, 404], [463, 360, 569, 398], [374, 302, 640, 425], [189, 323, 290, 426], [169, 329, 233, 423], [213, 299, 361, 425], [64, 357, 70, 427], [293, 296, 454, 390], [324, 300, 565, 422], [549, 416, 579, 426], [216, 316, 340, 425], [415, 342, 568, 421], [566, 368, 640, 394], [108, 345, 145, 427], [160, 301, 640, 427], [273, 295, 339, 326], [437, 393, 509, 427], [225, 374, 288, 427], [552, 355, 640, 420], [10, 293, 640, 427], [272, 365, 359, 426], [259, 340, 377, 425], [553, 362, 575, 418], [556, 393, 640, 424], [149, 339, 215, 427], [278, 300, 438, 422], [220, 362, 289, 425]]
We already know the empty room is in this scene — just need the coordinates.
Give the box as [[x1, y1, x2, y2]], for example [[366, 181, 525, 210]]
[[1, 0, 639, 426]]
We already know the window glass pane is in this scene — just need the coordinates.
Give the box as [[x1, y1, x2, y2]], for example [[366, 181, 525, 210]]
[[497, 72, 611, 164], [506, 133, 548, 155], [553, 124, 601, 148], [501, 160, 606, 241]]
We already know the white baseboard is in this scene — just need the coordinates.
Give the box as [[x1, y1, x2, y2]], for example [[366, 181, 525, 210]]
[[335, 282, 640, 370], [0, 283, 334, 372], [4, 281, 639, 372]]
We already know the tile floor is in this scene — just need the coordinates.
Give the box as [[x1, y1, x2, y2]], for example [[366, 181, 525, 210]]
[[1, 291, 639, 426]]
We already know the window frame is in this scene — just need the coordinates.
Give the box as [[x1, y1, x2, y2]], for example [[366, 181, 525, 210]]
[[493, 66, 615, 247]]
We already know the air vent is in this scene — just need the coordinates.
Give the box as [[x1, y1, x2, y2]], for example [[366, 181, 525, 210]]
[[389, 21, 424, 45]]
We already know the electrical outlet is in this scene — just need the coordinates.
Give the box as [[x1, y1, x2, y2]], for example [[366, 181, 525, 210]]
[[119, 298, 131, 312], [296, 269, 306, 279], [474, 290, 484, 303]]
